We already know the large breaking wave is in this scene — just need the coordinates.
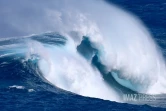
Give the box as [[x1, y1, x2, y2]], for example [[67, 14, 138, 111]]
[[0, 0, 166, 103]]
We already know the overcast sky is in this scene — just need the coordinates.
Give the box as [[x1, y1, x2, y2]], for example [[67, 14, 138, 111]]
[[0, 0, 117, 39], [1, 0, 164, 39], [0, 0, 69, 37]]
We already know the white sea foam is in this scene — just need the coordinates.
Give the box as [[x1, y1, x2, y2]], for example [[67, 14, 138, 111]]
[[51, 0, 166, 94], [24, 0, 166, 102], [27, 40, 120, 101], [9, 85, 25, 89], [28, 89, 35, 92]]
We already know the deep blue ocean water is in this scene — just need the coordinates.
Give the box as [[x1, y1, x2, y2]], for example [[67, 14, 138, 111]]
[[0, 0, 166, 111]]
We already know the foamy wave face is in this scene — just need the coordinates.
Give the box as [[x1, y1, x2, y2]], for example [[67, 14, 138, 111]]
[[90, 6, 166, 94], [27, 40, 120, 101], [24, 0, 166, 102], [51, 0, 166, 94]]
